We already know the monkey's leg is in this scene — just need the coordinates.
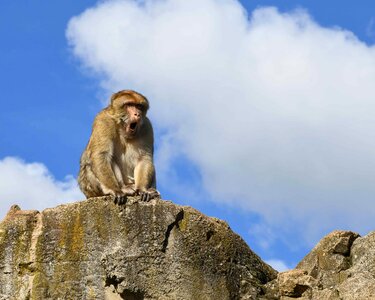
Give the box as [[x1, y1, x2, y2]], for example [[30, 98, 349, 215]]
[[79, 164, 105, 198], [111, 164, 130, 205]]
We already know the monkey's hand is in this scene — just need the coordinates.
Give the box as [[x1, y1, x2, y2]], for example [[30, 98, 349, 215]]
[[122, 185, 137, 196], [113, 193, 127, 205], [138, 188, 160, 202], [113, 186, 137, 205]]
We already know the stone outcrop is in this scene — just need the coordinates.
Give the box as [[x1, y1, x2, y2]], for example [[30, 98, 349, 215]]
[[2, 196, 375, 299], [0, 197, 276, 300], [263, 230, 375, 300]]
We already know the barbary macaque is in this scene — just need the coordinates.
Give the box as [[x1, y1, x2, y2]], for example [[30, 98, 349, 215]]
[[78, 90, 159, 204]]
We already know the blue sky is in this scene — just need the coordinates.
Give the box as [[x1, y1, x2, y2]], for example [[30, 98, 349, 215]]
[[1, 0, 375, 271]]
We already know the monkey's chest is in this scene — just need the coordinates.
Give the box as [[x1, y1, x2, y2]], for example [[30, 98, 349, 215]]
[[119, 146, 141, 177], [121, 151, 139, 168]]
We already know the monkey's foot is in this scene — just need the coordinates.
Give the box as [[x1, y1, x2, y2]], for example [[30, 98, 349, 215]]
[[139, 188, 160, 202]]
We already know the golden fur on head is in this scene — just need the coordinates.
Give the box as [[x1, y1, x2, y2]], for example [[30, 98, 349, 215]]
[[110, 90, 149, 111]]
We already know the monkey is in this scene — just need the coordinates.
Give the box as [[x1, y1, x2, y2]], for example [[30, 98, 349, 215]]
[[78, 90, 159, 204]]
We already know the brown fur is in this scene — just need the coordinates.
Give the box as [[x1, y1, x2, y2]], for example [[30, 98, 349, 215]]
[[78, 90, 158, 203]]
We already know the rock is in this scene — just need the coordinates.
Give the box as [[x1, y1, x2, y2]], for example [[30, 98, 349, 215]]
[[263, 229, 375, 299], [4, 197, 375, 299], [339, 231, 375, 299], [0, 197, 277, 300], [296, 230, 360, 289], [278, 269, 316, 298]]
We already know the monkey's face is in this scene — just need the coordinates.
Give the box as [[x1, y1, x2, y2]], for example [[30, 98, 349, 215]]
[[110, 92, 149, 139], [123, 104, 144, 138]]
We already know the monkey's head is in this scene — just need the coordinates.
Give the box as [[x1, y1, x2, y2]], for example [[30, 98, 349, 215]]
[[109, 90, 149, 139]]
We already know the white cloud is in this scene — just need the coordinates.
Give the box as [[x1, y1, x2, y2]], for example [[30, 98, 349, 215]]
[[66, 0, 375, 247], [265, 259, 291, 272], [0, 157, 83, 220]]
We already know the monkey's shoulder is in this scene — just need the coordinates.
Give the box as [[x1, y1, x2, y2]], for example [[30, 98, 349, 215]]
[[91, 110, 117, 135], [94, 109, 114, 124], [140, 117, 154, 137]]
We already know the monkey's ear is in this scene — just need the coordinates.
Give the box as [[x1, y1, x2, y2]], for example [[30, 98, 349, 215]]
[[110, 91, 121, 103], [142, 101, 150, 112]]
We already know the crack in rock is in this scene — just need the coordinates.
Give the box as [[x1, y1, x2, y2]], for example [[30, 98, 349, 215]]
[[162, 210, 184, 253]]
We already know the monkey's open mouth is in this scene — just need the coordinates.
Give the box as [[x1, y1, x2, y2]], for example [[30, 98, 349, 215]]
[[129, 122, 137, 131]]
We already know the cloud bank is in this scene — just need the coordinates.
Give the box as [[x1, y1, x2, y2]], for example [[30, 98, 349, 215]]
[[67, 0, 375, 246], [0, 157, 83, 219]]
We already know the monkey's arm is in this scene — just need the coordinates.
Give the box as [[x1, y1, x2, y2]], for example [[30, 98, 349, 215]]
[[91, 150, 122, 195], [89, 118, 123, 196], [134, 157, 159, 201]]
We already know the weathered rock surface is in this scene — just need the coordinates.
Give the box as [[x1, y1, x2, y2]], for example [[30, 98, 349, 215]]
[[263, 230, 375, 300], [3, 196, 375, 300], [0, 197, 277, 300]]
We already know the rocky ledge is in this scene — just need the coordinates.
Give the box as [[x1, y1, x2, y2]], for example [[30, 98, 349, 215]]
[[0, 197, 276, 300], [1, 197, 374, 299]]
